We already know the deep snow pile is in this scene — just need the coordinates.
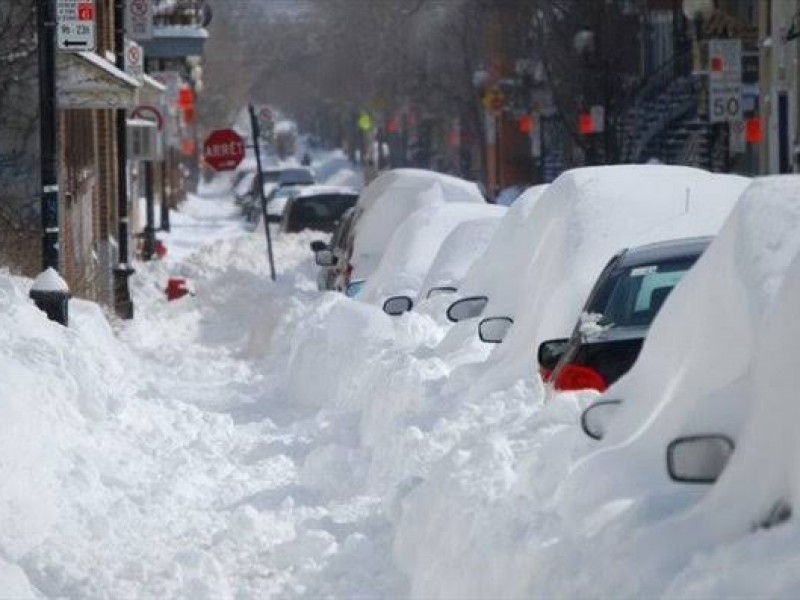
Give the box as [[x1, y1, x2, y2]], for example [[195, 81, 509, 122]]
[[3, 168, 800, 600]]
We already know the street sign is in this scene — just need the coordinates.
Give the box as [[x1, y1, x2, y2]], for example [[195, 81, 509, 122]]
[[708, 39, 742, 123], [56, 0, 96, 52], [257, 106, 273, 124], [729, 119, 746, 154], [126, 0, 154, 40], [203, 129, 245, 172], [126, 41, 145, 81], [483, 87, 505, 115], [358, 112, 373, 132]]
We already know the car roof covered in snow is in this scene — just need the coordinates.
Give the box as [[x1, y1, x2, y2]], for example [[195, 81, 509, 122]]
[[351, 170, 486, 280], [359, 202, 505, 305], [293, 185, 358, 199], [617, 235, 714, 268]]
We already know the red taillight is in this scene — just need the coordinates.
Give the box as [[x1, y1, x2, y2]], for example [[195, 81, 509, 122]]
[[345, 263, 354, 283], [540, 368, 553, 382], [554, 364, 608, 392]]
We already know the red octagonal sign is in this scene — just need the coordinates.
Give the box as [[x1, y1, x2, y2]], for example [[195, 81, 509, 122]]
[[203, 129, 245, 171]]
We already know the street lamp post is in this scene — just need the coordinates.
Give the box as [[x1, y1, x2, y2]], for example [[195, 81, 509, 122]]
[[32, 0, 71, 326], [113, 0, 134, 319]]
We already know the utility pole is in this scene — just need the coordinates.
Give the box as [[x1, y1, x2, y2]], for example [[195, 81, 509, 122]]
[[113, 0, 134, 319], [158, 58, 171, 232], [31, 0, 71, 326]]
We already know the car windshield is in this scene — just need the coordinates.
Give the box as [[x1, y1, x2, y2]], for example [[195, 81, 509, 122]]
[[285, 194, 357, 232], [262, 170, 282, 183], [586, 257, 697, 329], [280, 169, 314, 185]]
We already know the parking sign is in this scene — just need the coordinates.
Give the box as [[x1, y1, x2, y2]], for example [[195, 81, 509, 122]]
[[56, 0, 96, 52]]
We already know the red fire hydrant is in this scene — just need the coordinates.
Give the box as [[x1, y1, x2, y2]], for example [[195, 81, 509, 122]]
[[165, 277, 189, 301], [155, 239, 167, 259]]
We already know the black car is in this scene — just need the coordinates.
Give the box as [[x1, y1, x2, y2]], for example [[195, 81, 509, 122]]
[[538, 236, 712, 393], [280, 186, 358, 234]]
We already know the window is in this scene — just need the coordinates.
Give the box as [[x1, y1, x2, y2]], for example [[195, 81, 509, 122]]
[[588, 257, 696, 328]]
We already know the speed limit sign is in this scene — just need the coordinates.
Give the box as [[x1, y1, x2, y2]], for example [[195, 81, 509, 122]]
[[709, 83, 742, 123]]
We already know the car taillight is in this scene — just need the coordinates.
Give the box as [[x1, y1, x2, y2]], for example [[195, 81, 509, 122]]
[[345, 263, 353, 283], [540, 367, 553, 382], [554, 364, 608, 392]]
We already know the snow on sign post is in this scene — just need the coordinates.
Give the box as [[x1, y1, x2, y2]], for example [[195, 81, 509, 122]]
[[203, 129, 245, 172], [56, 0, 96, 52]]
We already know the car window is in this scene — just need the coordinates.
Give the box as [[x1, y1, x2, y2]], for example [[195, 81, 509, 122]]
[[589, 257, 696, 328], [286, 195, 358, 231], [262, 170, 282, 183]]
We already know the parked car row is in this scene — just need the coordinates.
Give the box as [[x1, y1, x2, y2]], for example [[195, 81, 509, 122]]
[[305, 167, 800, 551]]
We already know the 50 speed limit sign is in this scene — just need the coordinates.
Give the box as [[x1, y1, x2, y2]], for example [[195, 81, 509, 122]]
[[709, 83, 742, 123]]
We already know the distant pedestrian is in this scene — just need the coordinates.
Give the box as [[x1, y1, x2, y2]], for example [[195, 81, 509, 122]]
[[301, 152, 312, 166]]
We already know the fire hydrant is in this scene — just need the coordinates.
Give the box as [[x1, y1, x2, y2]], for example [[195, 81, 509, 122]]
[[165, 277, 190, 301]]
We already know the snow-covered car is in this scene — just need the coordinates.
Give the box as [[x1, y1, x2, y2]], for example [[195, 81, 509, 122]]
[[566, 176, 800, 535], [536, 236, 712, 394], [279, 185, 358, 234], [416, 215, 504, 304], [346, 169, 487, 288], [264, 185, 303, 221], [358, 202, 506, 315], [312, 207, 357, 291], [278, 167, 315, 187]]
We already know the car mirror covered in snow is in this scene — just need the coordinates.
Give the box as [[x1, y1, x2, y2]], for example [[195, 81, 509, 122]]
[[581, 399, 623, 440], [478, 316, 513, 344], [315, 249, 337, 267], [446, 295, 488, 323], [666, 435, 734, 484], [426, 286, 457, 299], [538, 338, 570, 372], [383, 295, 413, 316]]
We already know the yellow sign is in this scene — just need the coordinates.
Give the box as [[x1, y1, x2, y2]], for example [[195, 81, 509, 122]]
[[358, 112, 373, 132], [483, 87, 505, 114]]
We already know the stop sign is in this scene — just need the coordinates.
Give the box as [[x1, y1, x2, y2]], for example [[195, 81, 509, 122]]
[[203, 129, 245, 171]]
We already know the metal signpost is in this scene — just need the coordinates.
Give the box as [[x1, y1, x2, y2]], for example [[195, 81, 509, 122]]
[[248, 105, 277, 282], [56, 0, 96, 52]]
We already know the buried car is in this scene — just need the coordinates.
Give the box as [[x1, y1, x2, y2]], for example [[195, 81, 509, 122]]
[[455, 166, 749, 380], [345, 169, 487, 289], [357, 202, 506, 315], [534, 236, 712, 394], [560, 176, 800, 528]]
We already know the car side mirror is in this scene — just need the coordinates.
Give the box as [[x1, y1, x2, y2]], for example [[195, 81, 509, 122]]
[[426, 286, 457, 299], [538, 338, 570, 372], [315, 249, 337, 267], [267, 214, 282, 224], [310, 240, 327, 252], [581, 399, 623, 440], [446, 295, 488, 322], [478, 316, 513, 343], [667, 435, 734, 484], [383, 295, 413, 316]]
